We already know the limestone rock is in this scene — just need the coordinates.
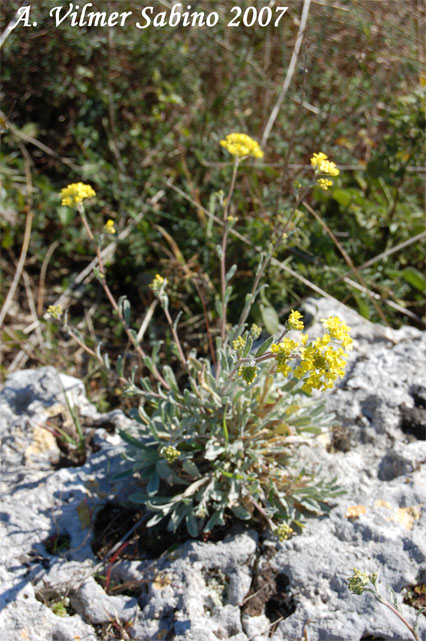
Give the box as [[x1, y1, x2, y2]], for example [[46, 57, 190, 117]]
[[1, 300, 425, 641]]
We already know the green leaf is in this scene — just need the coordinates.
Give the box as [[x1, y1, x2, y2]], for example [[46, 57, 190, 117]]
[[225, 264, 237, 282], [116, 355, 124, 378], [146, 512, 165, 527], [242, 334, 253, 358], [1, 229, 13, 249], [353, 292, 370, 320], [402, 267, 426, 292], [260, 304, 279, 335], [222, 412, 229, 446], [156, 459, 186, 485], [103, 352, 110, 370], [204, 441, 225, 461], [118, 429, 146, 449], [204, 509, 224, 532], [255, 335, 274, 357], [163, 365, 179, 391], [118, 296, 131, 325], [57, 206, 75, 225], [186, 511, 199, 537], [168, 504, 188, 532], [182, 459, 201, 478], [147, 471, 160, 495], [230, 505, 251, 520]]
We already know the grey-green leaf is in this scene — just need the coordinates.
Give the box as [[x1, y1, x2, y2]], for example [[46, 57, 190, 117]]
[[260, 304, 279, 335], [255, 335, 274, 357]]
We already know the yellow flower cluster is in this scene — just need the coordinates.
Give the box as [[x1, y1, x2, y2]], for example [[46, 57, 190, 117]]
[[220, 133, 264, 159], [251, 324, 262, 339], [238, 365, 257, 384], [60, 182, 96, 207], [269, 315, 352, 393], [321, 316, 353, 349], [47, 304, 63, 319], [275, 523, 293, 541], [103, 219, 116, 234], [310, 152, 340, 176], [287, 309, 304, 331], [317, 178, 333, 191], [270, 338, 299, 376], [294, 334, 348, 394], [347, 568, 373, 595], [233, 336, 246, 351], [160, 445, 180, 463], [150, 274, 166, 294]]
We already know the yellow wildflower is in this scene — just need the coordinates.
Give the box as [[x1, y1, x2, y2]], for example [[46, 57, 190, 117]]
[[287, 310, 304, 331], [310, 152, 328, 167], [250, 323, 262, 339], [293, 331, 349, 393], [275, 523, 294, 541], [233, 336, 246, 351], [60, 182, 96, 207], [271, 338, 299, 376], [347, 569, 371, 595], [47, 304, 63, 319], [310, 153, 340, 177], [160, 445, 180, 463], [317, 178, 333, 190], [220, 133, 264, 159], [103, 219, 116, 234], [321, 316, 353, 349], [238, 365, 257, 384], [150, 274, 166, 294]]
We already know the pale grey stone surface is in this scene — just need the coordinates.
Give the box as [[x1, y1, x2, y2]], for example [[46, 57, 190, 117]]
[[0, 300, 425, 641]]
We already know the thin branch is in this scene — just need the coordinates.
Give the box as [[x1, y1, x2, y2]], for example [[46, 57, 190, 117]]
[[0, 2, 30, 50], [22, 270, 44, 350], [0, 141, 33, 328], [0, 109, 82, 172], [375, 595, 421, 641], [261, 0, 312, 147], [302, 200, 390, 326], [162, 305, 187, 368], [37, 240, 60, 316], [356, 231, 426, 272], [106, 13, 126, 177], [136, 300, 158, 343], [220, 161, 239, 343]]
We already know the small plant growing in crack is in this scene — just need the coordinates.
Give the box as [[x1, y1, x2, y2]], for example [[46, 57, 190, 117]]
[[348, 568, 425, 641]]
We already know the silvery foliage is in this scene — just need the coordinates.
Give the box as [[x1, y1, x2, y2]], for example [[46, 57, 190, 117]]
[[118, 322, 342, 537]]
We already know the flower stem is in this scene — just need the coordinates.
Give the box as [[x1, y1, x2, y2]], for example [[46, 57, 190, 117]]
[[376, 596, 420, 641], [77, 204, 170, 390], [235, 181, 313, 335], [219, 160, 239, 344], [162, 305, 187, 368]]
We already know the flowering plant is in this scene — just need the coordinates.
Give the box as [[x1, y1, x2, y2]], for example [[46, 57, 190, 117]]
[[55, 136, 349, 538], [348, 569, 424, 641]]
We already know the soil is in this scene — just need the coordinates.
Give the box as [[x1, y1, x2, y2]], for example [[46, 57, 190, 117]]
[[242, 559, 296, 628]]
